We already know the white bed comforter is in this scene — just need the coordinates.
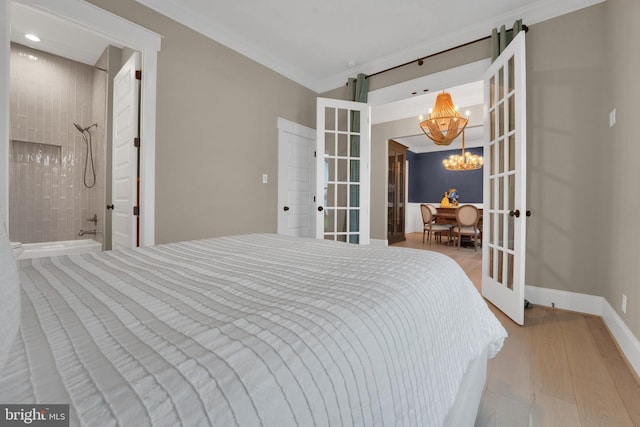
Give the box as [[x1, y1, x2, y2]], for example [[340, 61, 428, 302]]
[[0, 234, 506, 427]]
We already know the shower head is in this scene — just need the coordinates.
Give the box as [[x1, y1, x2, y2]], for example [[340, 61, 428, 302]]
[[73, 122, 98, 133]]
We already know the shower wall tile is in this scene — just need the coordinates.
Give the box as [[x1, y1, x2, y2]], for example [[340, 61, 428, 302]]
[[9, 43, 106, 244], [89, 63, 107, 246]]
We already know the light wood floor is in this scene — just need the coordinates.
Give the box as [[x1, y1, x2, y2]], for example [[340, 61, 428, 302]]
[[393, 233, 640, 427]]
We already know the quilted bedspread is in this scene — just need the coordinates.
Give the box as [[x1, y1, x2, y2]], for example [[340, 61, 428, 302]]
[[0, 234, 506, 426]]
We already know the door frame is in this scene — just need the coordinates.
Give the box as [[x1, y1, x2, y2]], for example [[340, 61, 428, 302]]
[[387, 139, 407, 244], [276, 117, 315, 237], [368, 60, 489, 245], [0, 0, 161, 246]]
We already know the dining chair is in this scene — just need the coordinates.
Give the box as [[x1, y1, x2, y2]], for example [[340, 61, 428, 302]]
[[451, 205, 481, 251], [426, 204, 438, 221], [420, 204, 451, 244]]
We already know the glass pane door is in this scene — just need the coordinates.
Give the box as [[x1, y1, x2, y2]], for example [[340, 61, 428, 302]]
[[482, 32, 527, 325], [316, 98, 370, 244]]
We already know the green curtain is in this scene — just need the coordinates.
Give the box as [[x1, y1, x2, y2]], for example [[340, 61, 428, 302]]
[[347, 73, 368, 103], [491, 19, 523, 62], [347, 73, 368, 131], [346, 73, 368, 242]]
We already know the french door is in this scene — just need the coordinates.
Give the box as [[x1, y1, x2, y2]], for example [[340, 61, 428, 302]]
[[316, 98, 370, 244], [482, 32, 527, 325]]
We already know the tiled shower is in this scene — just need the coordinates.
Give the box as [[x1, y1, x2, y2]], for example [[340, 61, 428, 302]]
[[8, 43, 107, 246]]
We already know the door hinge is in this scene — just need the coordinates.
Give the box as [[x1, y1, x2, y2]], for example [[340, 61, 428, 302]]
[[135, 70, 142, 80], [314, 151, 316, 158], [313, 196, 316, 202], [133, 206, 140, 216], [134, 137, 140, 148]]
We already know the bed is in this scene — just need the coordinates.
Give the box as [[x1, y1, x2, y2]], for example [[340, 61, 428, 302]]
[[0, 220, 506, 426]]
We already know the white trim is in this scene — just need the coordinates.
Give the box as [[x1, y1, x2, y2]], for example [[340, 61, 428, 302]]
[[277, 117, 315, 139], [602, 302, 640, 380], [526, 285, 640, 377], [525, 285, 602, 316], [139, 50, 158, 246], [18, 0, 161, 51], [135, 0, 318, 92], [2, 0, 161, 246]]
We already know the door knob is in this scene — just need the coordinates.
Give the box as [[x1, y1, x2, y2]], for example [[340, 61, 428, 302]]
[[283, 206, 290, 211], [106, 204, 114, 210], [509, 209, 521, 218], [317, 206, 324, 212], [526, 210, 532, 217]]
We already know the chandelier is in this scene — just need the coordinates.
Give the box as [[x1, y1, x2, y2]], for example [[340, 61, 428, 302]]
[[419, 91, 468, 146], [442, 130, 484, 171]]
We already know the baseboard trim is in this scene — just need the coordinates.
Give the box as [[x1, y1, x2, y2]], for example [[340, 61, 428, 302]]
[[601, 302, 640, 379], [525, 285, 640, 377], [525, 286, 602, 316]]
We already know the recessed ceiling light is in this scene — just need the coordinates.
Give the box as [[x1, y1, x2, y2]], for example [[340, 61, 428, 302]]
[[25, 34, 40, 42]]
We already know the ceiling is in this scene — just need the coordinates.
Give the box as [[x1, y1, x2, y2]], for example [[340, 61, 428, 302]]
[[9, 0, 602, 147], [136, 0, 603, 93], [10, 2, 119, 67]]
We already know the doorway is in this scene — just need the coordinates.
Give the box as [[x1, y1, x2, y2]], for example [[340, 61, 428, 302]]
[[276, 118, 315, 238], [370, 35, 528, 326], [387, 140, 407, 244], [7, 42, 111, 247], [0, 0, 160, 247]]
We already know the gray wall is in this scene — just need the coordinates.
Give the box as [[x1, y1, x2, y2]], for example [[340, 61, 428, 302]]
[[88, 0, 317, 244], [604, 0, 640, 343]]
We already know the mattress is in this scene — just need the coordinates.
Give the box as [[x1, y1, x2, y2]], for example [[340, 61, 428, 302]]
[[0, 234, 506, 426]]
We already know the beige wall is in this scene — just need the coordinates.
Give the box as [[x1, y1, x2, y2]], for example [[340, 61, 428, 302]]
[[326, 5, 635, 335], [604, 0, 640, 339], [87, 1, 639, 339], [525, 5, 607, 297], [88, 0, 317, 244]]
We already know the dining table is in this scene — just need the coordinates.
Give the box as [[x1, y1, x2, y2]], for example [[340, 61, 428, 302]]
[[435, 206, 483, 246]]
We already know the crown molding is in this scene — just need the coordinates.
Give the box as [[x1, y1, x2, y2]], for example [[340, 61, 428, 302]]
[[136, 0, 604, 94], [135, 0, 320, 91]]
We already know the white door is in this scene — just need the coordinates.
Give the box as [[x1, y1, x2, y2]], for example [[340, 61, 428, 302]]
[[482, 32, 527, 325], [277, 118, 315, 237], [112, 52, 140, 249], [316, 98, 370, 244]]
